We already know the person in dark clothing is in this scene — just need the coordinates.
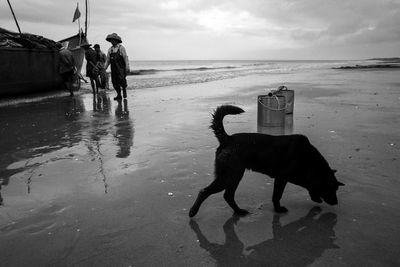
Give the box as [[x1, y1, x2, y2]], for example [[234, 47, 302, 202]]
[[58, 44, 76, 96], [81, 41, 100, 94], [104, 33, 130, 100], [94, 44, 108, 90]]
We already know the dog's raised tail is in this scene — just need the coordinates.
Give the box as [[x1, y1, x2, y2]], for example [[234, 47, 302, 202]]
[[211, 105, 244, 143]]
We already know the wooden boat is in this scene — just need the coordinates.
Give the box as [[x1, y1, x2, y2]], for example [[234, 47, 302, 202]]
[[0, 30, 85, 97], [0, 1, 89, 98]]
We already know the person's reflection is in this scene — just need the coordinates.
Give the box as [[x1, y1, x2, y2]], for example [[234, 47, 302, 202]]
[[90, 92, 112, 140], [93, 92, 111, 114], [64, 96, 86, 121], [89, 92, 112, 193], [62, 96, 86, 147], [114, 99, 134, 158], [190, 207, 338, 267]]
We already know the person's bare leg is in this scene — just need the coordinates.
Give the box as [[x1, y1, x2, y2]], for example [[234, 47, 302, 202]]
[[90, 78, 97, 94]]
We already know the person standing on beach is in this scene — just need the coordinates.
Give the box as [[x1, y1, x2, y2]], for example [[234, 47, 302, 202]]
[[58, 43, 76, 96], [104, 33, 130, 100], [81, 41, 100, 94], [93, 44, 108, 90]]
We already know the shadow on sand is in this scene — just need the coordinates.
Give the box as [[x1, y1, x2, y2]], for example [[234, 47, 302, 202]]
[[190, 207, 338, 266]]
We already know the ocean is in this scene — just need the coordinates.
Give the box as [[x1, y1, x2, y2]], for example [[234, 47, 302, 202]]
[[128, 59, 371, 90]]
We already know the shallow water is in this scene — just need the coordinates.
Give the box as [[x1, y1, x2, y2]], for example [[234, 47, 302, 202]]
[[0, 93, 133, 204]]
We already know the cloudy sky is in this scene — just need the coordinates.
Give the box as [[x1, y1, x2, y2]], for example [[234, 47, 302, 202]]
[[1, 0, 399, 60]]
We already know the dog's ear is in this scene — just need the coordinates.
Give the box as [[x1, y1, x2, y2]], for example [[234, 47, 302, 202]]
[[337, 181, 345, 186]]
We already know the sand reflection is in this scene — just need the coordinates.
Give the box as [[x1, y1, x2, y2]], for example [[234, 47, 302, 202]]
[[190, 207, 338, 266], [93, 92, 112, 114], [0, 93, 136, 204], [0, 96, 86, 203]]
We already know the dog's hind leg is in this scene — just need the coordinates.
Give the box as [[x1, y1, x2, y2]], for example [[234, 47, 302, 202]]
[[223, 169, 249, 216], [272, 179, 288, 213], [189, 180, 225, 217]]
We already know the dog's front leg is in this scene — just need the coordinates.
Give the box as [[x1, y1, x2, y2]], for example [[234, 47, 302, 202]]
[[272, 179, 288, 213], [224, 184, 249, 216], [189, 181, 226, 217]]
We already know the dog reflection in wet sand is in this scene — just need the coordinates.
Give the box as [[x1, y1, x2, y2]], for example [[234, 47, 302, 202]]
[[189, 105, 344, 217], [190, 207, 338, 267]]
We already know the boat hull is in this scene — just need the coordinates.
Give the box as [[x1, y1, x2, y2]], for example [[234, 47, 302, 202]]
[[0, 47, 63, 97], [0, 31, 86, 98]]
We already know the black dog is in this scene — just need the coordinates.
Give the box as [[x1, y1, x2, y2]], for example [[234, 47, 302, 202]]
[[189, 105, 344, 217]]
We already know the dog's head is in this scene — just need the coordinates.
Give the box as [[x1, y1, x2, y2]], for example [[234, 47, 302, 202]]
[[309, 169, 344, 206]]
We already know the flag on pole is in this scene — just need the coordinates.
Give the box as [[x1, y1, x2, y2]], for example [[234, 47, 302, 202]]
[[72, 3, 81, 22]]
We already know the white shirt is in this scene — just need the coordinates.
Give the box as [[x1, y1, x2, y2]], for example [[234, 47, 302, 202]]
[[105, 44, 130, 71]]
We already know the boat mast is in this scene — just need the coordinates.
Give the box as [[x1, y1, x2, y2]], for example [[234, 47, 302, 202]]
[[84, 0, 88, 38], [6, 0, 22, 34]]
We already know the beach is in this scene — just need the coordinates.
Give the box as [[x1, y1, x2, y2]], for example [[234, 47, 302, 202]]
[[1, 62, 400, 266]]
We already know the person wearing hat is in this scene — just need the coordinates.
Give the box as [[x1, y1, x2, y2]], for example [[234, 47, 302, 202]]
[[58, 43, 76, 96], [93, 44, 108, 89], [104, 33, 130, 100], [81, 41, 100, 94]]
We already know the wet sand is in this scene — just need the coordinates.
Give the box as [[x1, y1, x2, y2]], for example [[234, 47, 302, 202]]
[[1, 68, 400, 266]]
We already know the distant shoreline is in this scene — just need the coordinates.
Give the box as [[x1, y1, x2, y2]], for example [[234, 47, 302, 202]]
[[369, 57, 400, 63], [333, 64, 400, 70], [333, 57, 400, 69]]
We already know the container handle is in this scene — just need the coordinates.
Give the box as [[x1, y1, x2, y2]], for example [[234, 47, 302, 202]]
[[277, 85, 288, 91], [258, 95, 286, 111]]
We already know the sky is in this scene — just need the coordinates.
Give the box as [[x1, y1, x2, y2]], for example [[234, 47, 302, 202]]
[[1, 0, 400, 60]]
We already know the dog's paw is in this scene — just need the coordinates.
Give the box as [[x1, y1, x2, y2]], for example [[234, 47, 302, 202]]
[[274, 206, 288, 213], [234, 209, 250, 216], [311, 196, 323, 203]]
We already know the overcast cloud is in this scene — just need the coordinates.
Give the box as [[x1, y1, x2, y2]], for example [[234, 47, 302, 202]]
[[1, 0, 399, 60]]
